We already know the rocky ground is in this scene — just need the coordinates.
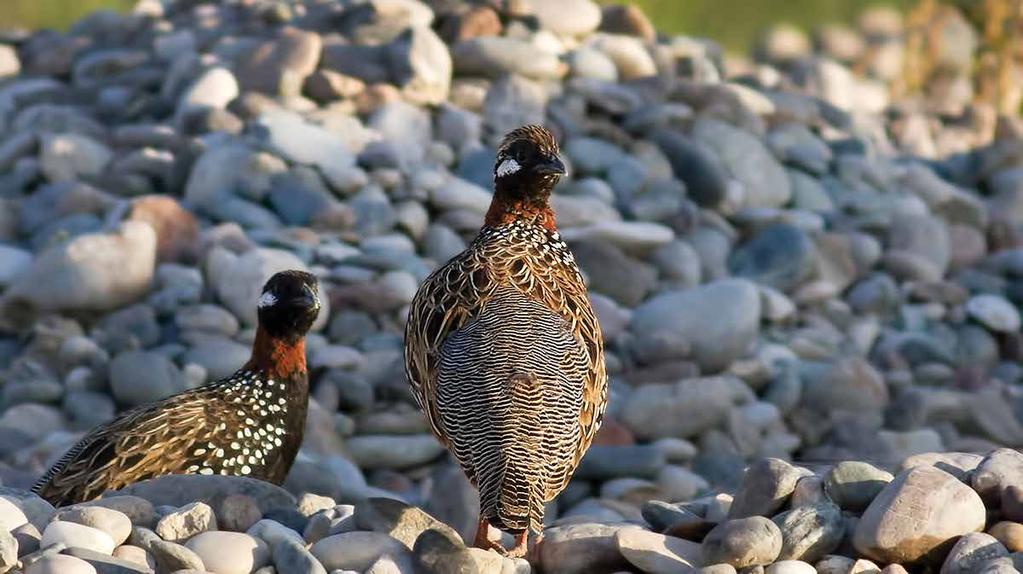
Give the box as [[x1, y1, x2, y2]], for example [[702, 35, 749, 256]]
[[0, 0, 1020, 572]]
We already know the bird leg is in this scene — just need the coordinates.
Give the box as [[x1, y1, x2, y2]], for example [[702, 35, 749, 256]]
[[473, 518, 506, 554], [506, 530, 530, 558]]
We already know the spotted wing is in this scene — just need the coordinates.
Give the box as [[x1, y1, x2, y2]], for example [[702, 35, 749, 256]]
[[31, 373, 288, 506]]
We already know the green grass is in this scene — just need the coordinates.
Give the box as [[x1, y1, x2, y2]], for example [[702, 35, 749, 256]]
[[1, 0, 135, 31], [617, 0, 916, 52], [3, 0, 913, 53]]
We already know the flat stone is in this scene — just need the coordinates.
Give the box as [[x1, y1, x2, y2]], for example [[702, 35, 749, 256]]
[[345, 434, 445, 469], [767, 561, 817, 574], [24, 554, 97, 574], [538, 523, 634, 574], [40, 522, 115, 555], [354, 498, 460, 549], [966, 294, 1021, 333], [629, 279, 760, 370], [853, 466, 986, 563], [620, 377, 752, 441], [62, 547, 151, 574], [451, 37, 564, 80], [54, 507, 131, 546], [310, 531, 410, 571], [615, 528, 703, 573]]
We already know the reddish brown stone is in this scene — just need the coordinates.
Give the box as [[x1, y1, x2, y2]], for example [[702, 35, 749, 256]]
[[593, 417, 635, 447], [128, 196, 199, 263]]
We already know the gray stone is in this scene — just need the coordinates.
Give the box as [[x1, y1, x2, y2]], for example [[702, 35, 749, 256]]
[[692, 117, 791, 208], [772, 503, 844, 563], [575, 445, 666, 480], [254, 109, 356, 175], [729, 224, 815, 292], [39, 133, 111, 183], [451, 37, 564, 80], [972, 449, 1023, 504], [615, 528, 703, 573], [621, 377, 752, 440], [236, 27, 322, 97], [355, 498, 460, 549], [703, 517, 783, 568], [346, 435, 446, 470], [267, 535, 327, 574], [310, 531, 410, 571], [109, 351, 186, 407], [655, 130, 731, 209], [939, 532, 1008, 574], [629, 279, 761, 370], [148, 539, 205, 572], [62, 547, 151, 574], [24, 555, 97, 574], [966, 295, 1021, 333], [109, 475, 295, 515], [824, 461, 894, 512], [538, 523, 634, 574], [729, 458, 809, 519]]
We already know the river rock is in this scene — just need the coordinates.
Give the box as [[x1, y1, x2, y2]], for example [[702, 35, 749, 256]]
[[853, 466, 986, 563]]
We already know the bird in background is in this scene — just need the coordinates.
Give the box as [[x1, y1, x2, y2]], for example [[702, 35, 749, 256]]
[[405, 124, 608, 557], [34, 270, 321, 506]]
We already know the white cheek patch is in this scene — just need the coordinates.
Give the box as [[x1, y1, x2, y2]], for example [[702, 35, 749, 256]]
[[258, 292, 277, 308], [496, 158, 521, 177]]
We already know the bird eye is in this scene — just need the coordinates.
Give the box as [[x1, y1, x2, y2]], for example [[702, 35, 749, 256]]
[[258, 291, 277, 308]]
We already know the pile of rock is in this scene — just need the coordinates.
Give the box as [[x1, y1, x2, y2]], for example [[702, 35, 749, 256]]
[[0, 0, 1020, 571], [0, 474, 532, 573]]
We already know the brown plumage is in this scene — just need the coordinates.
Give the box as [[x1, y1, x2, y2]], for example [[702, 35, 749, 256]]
[[33, 270, 321, 506], [405, 125, 607, 557]]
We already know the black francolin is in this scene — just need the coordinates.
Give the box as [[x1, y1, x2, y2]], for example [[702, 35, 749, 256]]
[[34, 270, 321, 506], [405, 124, 608, 557]]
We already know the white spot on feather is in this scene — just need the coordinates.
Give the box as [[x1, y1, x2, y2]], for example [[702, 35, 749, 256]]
[[496, 158, 521, 177], [258, 291, 277, 308]]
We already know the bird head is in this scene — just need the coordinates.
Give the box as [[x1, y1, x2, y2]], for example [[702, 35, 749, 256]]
[[256, 270, 321, 343], [493, 124, 566, 199]]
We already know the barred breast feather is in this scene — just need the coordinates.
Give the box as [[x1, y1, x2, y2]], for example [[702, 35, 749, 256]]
[[405, 222, 607, 533]]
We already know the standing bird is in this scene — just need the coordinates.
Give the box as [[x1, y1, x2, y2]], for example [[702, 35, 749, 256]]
[[34, 270, 321, 506], [405, 125, 607, 557]]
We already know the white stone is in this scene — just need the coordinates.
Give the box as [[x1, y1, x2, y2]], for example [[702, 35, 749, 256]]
[[186, 531, 270, 574], [41, 521, 116, 555]]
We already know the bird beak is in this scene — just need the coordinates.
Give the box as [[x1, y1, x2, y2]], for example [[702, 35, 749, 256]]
[[296, 283, 320, 311], [533, 155, 566, 176]]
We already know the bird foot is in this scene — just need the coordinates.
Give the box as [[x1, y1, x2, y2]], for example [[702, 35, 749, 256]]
[[473, 518, 508, 555], [505, 530, 530, 558]]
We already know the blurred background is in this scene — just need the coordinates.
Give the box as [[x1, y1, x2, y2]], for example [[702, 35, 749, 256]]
[[4, 0, 919, 52]]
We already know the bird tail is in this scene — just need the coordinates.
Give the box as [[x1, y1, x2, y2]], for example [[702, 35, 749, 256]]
[[489, 372, 546, 533]]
